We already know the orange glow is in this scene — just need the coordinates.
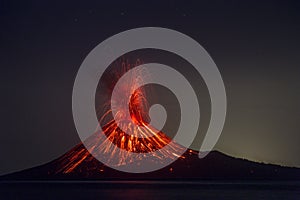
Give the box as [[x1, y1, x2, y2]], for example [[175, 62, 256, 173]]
[[55, 59, 185, 174]]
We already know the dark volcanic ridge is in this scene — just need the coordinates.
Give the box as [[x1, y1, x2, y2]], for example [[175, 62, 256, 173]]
[[1, 142, 300, 181]]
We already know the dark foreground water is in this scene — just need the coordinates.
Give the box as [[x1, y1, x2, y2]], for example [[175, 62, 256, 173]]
[[0, 181, 299, 200]]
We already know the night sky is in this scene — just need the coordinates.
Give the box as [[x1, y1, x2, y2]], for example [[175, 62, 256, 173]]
[[1, 0, 300, 175]]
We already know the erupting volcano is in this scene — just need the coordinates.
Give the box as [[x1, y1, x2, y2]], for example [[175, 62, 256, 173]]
[[56, 58, 186, 174], [3, 58, 300, 181]]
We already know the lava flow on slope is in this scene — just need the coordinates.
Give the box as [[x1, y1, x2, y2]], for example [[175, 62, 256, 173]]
[[54, 58, 186, 175]]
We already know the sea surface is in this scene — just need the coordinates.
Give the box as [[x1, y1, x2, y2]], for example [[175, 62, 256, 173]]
[[0, 180, 299, 200]]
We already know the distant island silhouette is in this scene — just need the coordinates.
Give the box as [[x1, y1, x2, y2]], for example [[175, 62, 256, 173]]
[[2, 142, 300, 181]]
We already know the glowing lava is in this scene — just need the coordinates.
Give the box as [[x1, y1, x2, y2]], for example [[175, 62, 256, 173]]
[[56, 59, 185, 174]]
